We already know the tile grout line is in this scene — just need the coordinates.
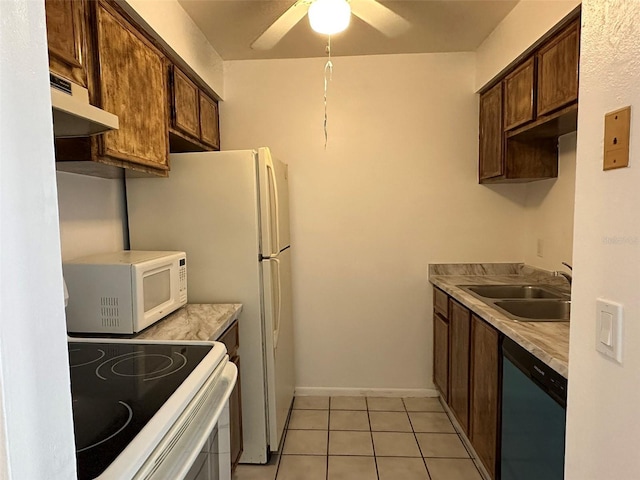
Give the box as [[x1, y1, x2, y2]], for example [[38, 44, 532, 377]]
[[365, 397, 382, 480], [326, 397, 331, 480], [403, 398, 433, 480], [281, 397, 481, 480], [436, 397, 485, 479]]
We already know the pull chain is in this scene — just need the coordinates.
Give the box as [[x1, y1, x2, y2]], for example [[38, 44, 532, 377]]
[[323, 36, 333, 150]]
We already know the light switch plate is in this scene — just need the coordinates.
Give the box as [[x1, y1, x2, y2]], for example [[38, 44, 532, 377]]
[[603, 106, 631, 170], [596, 298, 623, 363]]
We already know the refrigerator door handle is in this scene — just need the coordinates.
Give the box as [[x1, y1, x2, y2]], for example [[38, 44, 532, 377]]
[[266, 156, 281, 256], [268, 257, 282, 350]]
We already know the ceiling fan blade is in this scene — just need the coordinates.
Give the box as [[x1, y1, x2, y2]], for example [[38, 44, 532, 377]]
[[251, 2, 308, 50], [351, 0, 410, 37]]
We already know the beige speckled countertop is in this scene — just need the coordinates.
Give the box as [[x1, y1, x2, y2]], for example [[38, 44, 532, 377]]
[[430, 263, 570, 378], [135, 304, 242, 342]]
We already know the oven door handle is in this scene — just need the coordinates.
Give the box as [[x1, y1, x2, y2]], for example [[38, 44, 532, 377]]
[[132, 361, 237, 480]]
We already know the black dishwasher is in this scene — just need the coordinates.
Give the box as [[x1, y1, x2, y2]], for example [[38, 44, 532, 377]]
[[501, 337, 567, 480]]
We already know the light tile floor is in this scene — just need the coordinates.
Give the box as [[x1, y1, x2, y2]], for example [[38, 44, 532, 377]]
[[233, 396, 485, 480]]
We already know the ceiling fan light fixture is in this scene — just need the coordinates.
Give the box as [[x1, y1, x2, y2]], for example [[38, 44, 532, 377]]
[[308, 0, 351, 35]]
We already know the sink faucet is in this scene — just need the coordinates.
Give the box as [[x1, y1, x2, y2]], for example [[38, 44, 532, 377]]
[[555, 262, 572, 286]]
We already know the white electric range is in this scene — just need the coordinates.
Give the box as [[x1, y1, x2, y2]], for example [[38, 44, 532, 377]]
[[68, 338, 236, 480]]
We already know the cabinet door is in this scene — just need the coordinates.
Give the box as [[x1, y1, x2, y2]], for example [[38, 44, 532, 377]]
[[470, 315, 499, 480], [229, 355, 243, 472], [433, 313, 449, 402], [449, 300, 471, 434], [199, 92, 220, 150], [479, 82, 504, 181], [171, 66, 200, 139], [45, 0, 88, 87], [537, 20, 580, 116], [504, 57, 535, 130], [95, 1, 169, 171]]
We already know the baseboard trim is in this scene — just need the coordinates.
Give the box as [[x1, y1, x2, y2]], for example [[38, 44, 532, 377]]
[[294, 387, 439, 397]]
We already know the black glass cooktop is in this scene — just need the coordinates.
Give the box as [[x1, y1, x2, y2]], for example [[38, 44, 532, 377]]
[[68, 342, 212, 480]]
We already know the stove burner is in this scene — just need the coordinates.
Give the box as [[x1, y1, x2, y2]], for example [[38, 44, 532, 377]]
[[96, 351, 188, 381], [69, 347, 106, 368], [69, 341, 214, 480], [73, 397, 133, 453]]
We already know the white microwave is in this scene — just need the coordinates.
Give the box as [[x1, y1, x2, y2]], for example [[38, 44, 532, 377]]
[[63, 250, 187, 334]]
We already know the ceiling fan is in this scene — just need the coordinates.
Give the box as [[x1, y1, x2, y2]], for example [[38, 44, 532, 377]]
[[251, 0, 411, 50]]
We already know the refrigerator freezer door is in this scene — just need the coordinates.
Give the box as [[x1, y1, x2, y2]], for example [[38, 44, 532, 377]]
[[258, 148, 291, 256], [261, 247, 295, 451]]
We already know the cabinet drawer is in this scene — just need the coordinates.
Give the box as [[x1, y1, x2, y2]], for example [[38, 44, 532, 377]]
[[218, 321, 239, 357], [433, 288, 449, 319]]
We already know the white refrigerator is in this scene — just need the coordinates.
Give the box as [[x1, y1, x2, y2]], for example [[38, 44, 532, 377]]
[[125, 148, 294, 464]]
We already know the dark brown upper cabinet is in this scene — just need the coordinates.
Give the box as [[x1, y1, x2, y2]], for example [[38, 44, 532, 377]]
[[51, 0, 221, 178], [55, 0, 170, 178], [479, 83, 504, 181], [95, 1, 169, 172], [170, 66, 200, 140], [199, 92, 220, 150], [504, 57, 535, 131], [45, 0, 89, 87], [168, 65, 221, 152], [537, 20, 580, 116], [478, 11, 580, 184]]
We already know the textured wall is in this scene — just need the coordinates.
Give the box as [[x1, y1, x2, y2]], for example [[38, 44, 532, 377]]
[[565, 1, 640, 478]]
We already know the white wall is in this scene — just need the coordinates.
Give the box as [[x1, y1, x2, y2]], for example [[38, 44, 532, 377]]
[[222, 54, 528, 393], [0, 0, 76, 477], [122, 0, 224, 98], [565, 1, 640, 477], [57, 173, 128, 260], [523, 133, 577, 271], [475, 0, 581, 90]]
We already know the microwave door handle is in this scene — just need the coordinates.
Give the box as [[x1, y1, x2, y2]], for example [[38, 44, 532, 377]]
[[266, 158, 281, 256]]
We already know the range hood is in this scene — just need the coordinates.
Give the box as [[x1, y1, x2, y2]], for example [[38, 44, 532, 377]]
[[50, 73, 119, 138]]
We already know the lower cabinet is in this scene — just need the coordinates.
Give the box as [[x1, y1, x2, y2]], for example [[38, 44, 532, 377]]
[[449, 299, 471, 435], [470, 314, 500, 479], [228, 355, 243, 471], [433, 314, 449, 402], [432, 287, 500, 479], [218, 321, 243, 472], [433, 287, 450, 401]]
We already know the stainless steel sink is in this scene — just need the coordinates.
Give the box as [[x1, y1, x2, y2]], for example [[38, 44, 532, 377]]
[[462, 284, 564, 299], [459, 284, 570, 322], [494, 300, 571, 322]]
